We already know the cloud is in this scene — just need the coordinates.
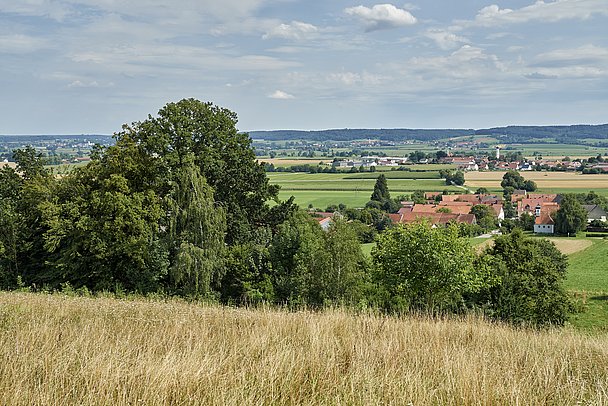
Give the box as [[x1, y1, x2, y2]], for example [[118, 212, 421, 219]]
[[525, 45, 608, 78], [460, 0, 608, 28], [268, 90, 295, 99], [263, 21, 319, 40], [0, 34, 49, 53], [534, 44, 608, 66], [423, 29, 468, 50], [345, 4, 417, 32], [327, 71, 388, 86]]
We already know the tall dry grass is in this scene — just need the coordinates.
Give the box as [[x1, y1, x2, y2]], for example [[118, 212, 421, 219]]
[[0, 292, 606, 405]]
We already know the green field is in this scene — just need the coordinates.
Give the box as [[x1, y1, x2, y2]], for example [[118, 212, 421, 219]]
[[278, 190, 373, 208], [271, 172, 461, 208], [566, 238, 608, 330]]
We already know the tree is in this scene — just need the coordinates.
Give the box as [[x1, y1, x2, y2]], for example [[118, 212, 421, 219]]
[[501, 170, 525, 189], [470, 204, 497, 231], [482, 230, 571, 326], [372, 222, 491, 313], [501, 170, 537, 191], [269, 212, 369, 307], [440, 169, 465, 186], [166, 164, 226, 297], [370, 174, 390, 202], [475, 187, 489, 195], [554, 194, 587, 235], [111, 98, 280, 244]]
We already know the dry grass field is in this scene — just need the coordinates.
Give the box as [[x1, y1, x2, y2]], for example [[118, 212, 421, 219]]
[[0, 162, 16, 169], [473, 237, 592, 256], [1, 292, 607, 405], [466, 171, 608, 191]]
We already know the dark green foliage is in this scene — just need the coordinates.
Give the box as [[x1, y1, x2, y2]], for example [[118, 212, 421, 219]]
[[370, 174, 390, 202], [470, 204, 497, 231], [439, 169, 465, 186], [270, 211, 367, 307], [482, 230, 571, 327], [554, 194, 588, 235], [501, 170, 537, 191]]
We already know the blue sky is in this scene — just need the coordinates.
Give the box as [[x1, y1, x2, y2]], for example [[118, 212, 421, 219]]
[[1, 0, 607, 134]]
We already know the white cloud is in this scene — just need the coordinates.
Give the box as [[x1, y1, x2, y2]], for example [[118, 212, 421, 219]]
[[345, 4, 417, 32], [461, 0, 608, 28], [424, 29, 468, 50], [526, 45, 608, 78], [263, 21, 319, 40], [327, 71, 388, 86], [268, 90, 295, 99], [534, 44, 608, 65], [0, 34, 49, 53]]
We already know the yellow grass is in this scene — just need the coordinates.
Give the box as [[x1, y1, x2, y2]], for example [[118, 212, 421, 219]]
[[466, 171, 608, 190], [475, 238, 592, 255], [547, 238, 593, 255], [0, 162, 16, 169], [1, 292, 607, 405]]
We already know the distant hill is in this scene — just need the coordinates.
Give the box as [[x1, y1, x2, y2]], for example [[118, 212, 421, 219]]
[[475, 124, 608, 142], [249, 129, 474, 142], [249, 124, 608, 143]]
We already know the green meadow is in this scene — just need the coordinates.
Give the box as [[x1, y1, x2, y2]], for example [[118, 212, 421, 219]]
[[566, 238, 608, 331], [270, 172, 461, 208]]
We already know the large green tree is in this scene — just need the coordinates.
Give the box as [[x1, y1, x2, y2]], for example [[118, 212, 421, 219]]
[[554, 194, 587, 235], [372, 222, 492, 312], [482, 230, 571, 326], [111, 98, 279, 244], [370, 174, 390, 202]]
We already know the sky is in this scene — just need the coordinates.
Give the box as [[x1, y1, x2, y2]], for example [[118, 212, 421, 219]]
[[1, 0, 608, 134]]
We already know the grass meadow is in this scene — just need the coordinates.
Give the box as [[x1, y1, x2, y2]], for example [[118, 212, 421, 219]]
[[1, 292, 607, 405], [566, 238, 608, 330], [270, 172, 461, 208]]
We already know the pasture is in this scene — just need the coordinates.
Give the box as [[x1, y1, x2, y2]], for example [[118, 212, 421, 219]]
[[0, 292, 606, 405]]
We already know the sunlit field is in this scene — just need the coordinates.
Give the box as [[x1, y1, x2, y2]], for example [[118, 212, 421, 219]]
[[1, 292, 607, 405], [466, 171, 608, 196]]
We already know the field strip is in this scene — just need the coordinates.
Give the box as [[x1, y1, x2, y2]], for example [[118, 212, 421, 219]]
[[475, 238, 593, 255]]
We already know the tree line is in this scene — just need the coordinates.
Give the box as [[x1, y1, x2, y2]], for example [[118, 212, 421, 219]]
[[0, 99, 572, 327]]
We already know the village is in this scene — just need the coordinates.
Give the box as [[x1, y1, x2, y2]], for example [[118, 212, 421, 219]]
[[314, 189, 608, 235]]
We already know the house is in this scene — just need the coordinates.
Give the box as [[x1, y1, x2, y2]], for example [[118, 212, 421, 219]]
[[517, 197, 558, 216], [318, 217, 333, 231], [582, 204, 607, 223], [397, 212, 476, 227], [534, 212, 555, 234]]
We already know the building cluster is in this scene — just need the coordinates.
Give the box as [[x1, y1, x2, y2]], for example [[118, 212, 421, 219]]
[[314, 191, 607, 235], [389, 193, 503, 227], [331, 156, 409, 168]]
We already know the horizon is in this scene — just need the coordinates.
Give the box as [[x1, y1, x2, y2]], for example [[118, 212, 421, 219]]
[[2, 122, 608, 137]]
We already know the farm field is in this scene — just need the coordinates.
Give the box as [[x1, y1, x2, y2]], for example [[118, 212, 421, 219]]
[[0, 292, 606, 405], [258, 158, 332, 167], [270, 172, 460, 208], [278, 190, 372, 208], [499, 143, 608, 158], [466, 171, 608, 195]]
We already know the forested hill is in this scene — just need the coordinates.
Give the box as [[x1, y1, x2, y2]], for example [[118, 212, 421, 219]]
[[249, 129, 475, 142], [249, 124, 608, 142], [475, 124, 608, 142]]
